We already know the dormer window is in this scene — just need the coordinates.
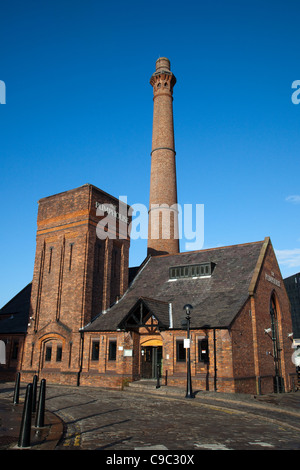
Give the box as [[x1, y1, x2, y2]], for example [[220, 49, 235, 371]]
[[169, 262, 215, 280]]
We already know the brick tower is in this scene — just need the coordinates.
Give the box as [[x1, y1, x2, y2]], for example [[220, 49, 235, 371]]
[[20, 184, 131, 385], [147, 57, 180, 257]]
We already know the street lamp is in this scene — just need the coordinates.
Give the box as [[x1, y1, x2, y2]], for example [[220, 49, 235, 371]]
[[183, 304, 194, 399]]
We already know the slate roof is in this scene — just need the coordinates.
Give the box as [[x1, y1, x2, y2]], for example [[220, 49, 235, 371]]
[[84, 240, 266, 332], [0, 283, 32, 334]]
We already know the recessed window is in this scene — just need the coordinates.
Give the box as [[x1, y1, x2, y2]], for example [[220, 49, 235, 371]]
[[169, 262, 215, 280], [45, 345, 52, 362], [108, 340, 117, 361], [11, 341, 19, 360], [91, 341, 100, 361], [176, 340, 186, 362], [69, 243, 74, 271], [198, 338, 209, 363], [56, 345, 62, 362], [48, 247, 53, 273]]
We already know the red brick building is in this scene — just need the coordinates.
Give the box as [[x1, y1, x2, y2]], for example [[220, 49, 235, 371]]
[[20, 184, 130, 386], [81, 237, 296, 394], [0, 58, 297, 394]]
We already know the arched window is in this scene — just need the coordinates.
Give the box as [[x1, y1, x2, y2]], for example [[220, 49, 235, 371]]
[[270, 294, 279, 357], [270, 293, 284, 392], [42, 337, 64, 368]]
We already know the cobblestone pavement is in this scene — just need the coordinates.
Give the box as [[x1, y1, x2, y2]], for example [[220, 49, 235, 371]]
[[1, 381, 300, 451]]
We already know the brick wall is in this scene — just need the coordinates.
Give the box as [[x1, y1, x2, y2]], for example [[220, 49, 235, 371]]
[[20, 184, 130, 384], [250, 242, 296, 393], [231, 240, 296, 394]]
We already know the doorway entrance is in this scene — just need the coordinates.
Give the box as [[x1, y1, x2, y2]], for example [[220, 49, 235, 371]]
[[141, 346, 162, 379]]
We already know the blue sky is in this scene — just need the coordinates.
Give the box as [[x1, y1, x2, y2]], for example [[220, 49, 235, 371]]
[[1, 0, 300, 307]]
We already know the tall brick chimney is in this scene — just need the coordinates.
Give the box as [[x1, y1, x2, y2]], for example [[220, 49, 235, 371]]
[[147, 57, 180, 257]]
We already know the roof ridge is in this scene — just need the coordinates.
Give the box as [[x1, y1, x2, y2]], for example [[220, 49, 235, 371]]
[[150, 239, 265, 259], [140, 296, 169, 304]]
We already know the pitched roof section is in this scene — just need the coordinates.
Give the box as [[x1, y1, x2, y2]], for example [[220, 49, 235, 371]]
[[85, 239, 267, 331], [0, 283, 32, 334], [118, 297, 170, 330]]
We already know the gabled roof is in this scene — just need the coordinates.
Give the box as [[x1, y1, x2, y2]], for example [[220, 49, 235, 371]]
[[0, 283, 32, 334], [85, 239, 268, 332], [118, 297, 170, 330]]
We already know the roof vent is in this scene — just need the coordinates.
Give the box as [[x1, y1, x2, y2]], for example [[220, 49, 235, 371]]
[[169, 262, 215, 280]]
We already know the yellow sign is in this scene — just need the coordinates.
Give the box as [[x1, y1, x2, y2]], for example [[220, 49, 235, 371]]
[[141, 338, 163, 347]]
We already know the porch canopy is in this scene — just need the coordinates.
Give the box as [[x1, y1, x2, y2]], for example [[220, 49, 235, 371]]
[[117, 297, 170, 331]]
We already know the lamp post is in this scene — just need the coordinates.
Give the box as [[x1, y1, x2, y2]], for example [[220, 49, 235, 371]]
[[183, 304, 194, 399]]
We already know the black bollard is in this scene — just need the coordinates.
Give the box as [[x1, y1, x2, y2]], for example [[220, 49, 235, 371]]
[[13, 372, 21, 405], [35, 379, 46, 428], [32, 375, 38, 412], [18, 383, 33, 448], [156, 364, 160, 389]]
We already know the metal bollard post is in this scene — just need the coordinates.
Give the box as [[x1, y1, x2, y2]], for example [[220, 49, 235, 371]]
[[156, 364, 160, 389], [35, 379, 46, 428], [13, 372, 21, 405], [18, 383, 33, 448], [32, 375, 38, 412]]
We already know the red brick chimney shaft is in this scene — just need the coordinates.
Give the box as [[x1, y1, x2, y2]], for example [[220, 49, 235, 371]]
[[147, 58, 180, 256]]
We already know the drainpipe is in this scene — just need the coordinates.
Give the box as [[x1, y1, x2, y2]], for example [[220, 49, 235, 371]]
[[213, 328, 217, 391], [169, 303, 173, 329], [77, 328, 84, 386]]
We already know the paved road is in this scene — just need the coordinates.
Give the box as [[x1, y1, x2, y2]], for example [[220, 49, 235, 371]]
[[44, 384, 300, 450], [1, 381, 300, 452]]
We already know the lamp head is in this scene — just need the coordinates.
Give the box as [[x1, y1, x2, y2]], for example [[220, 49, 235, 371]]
[[183, 304, 193, 317]]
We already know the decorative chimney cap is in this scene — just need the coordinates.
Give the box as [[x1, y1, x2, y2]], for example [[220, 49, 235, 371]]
[[155, 57, 171, 72]]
